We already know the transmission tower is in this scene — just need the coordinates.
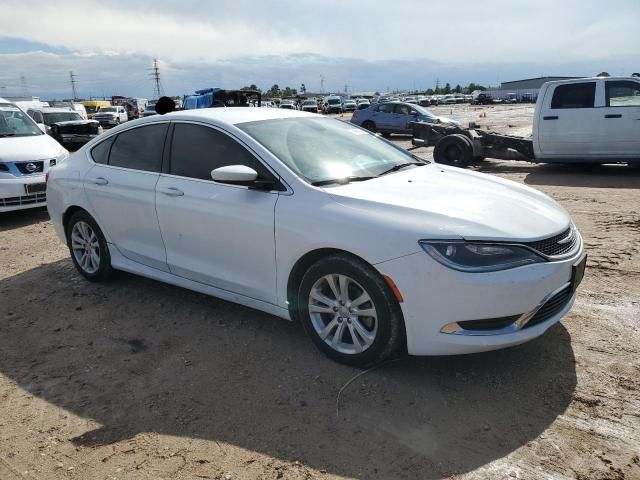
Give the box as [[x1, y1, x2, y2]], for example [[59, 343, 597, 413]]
[[149, 59, 164, 99], [20, 74, 29, 97], [70, 71, 79, 100], [320, 74, 325, 93]]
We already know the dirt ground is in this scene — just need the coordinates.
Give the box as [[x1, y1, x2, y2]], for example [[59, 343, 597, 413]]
[[1, 105, 639, 480]]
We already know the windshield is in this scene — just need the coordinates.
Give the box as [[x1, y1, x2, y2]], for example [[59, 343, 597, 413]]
[[99, 107, 117, 113], [327, 98, 341, 105], [43, 112, 82, 125], [237, 117, 424, 185], [0, 104, 43, 137], [410, 104, 436, 118], [303, 101, 315, 106]]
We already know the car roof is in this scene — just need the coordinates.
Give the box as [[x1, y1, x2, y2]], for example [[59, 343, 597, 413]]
[[153, 107, 316, 126]]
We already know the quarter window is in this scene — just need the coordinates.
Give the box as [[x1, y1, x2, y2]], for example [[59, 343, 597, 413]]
[[108, 124, 168, 172], [550, 82, 596, 109], [90, 136, 114, 164], [605, 81, 640, 107], [169, 123, 271, 181]]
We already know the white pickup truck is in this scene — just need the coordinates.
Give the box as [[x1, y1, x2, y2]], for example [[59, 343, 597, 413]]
[[412, 76, 640, 167]]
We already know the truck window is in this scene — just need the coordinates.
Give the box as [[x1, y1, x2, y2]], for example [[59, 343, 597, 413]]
[[605, 81, 640, 107], [551, 82, 596, 109]]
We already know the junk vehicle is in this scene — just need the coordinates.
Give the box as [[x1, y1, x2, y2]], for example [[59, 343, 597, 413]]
[[111, 96, 148, 119], [412, 77, 640, 167], [93, 106, 128, 128], [81, 100, 111, 119], [26, 107, 102, 151], [183, 88, 261, 109]]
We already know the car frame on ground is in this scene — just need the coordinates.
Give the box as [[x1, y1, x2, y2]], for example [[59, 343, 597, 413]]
[[0, 99, 68, 212], [414, 76, 640, 167], [47, 107, 585, 367], [351, 101, 460, 135]]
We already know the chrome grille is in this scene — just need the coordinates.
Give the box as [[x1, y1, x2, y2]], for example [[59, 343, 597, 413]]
[[523, 225, 577, 258], [15, 161, 44, 175]]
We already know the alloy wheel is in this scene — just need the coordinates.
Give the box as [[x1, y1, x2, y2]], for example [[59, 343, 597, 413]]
[[308, 274, 378, 354], [71, 221, 100, 274]]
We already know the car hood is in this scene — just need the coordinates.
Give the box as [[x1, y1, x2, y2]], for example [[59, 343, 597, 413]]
[[0, 134, 64, 163], [94, 112, 116, 117], [324, 164, 570, 242]]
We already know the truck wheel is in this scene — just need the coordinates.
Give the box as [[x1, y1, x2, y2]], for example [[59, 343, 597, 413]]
[[433, 134, 473, 168]]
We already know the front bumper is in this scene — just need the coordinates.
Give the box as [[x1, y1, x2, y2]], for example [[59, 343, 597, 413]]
[[58, 133, 100, 147], [376, 242, 585, 355], [95, 117, 118, 127], [0, 175, 48, 212]]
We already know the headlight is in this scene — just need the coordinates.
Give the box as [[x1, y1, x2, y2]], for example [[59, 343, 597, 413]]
[[419, 240, 544, 272]]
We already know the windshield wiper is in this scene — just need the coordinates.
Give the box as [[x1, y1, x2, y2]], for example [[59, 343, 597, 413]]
[[378, 162, 425, 176], [0, 133, 16, 137], [311, 176, 376, 187]]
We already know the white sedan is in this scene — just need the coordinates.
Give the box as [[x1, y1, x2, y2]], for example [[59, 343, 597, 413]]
[[47, 108, 586, 366]]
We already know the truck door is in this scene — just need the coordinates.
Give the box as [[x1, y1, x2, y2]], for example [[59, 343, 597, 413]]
[[537, 81, 599, 158], [599, 79, 640, 156]]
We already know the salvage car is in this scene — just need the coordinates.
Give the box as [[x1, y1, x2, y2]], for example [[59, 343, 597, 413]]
[[47, 108, 585, 366], [414, 77, 640, 167], [0, 99, 68, 212], [301, 100, 318, 113], [93, 106, 128, 128], [323, 96, 343, 114], [27, 107, 102, 151], [351, 101, 459, 135], [342, 99, 357, 112]]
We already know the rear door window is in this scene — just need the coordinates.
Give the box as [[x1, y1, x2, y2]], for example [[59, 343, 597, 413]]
[[90, 136, 114, 164], [378, 104, 394, 114], [605, 80, 640, 107], [108, 124, 168, 172], [551, 82, 596, 109]]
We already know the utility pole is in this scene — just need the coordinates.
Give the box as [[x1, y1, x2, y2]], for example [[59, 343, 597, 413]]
[[149, 59, 164, 99], [320, 74, 325, 94], [344, 84, 348, 94], [20, 74, 29, 97], [70, 71, 79, 101]]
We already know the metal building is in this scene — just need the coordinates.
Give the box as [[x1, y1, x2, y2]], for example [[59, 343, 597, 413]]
[[483, 76, 582, 102]]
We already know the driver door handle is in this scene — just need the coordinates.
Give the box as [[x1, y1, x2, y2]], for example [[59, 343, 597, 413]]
[[90, 177, 108, 185], [159, 187, 184, 197]]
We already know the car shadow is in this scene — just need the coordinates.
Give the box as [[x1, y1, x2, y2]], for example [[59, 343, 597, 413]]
[[474, 162, 640, 188], [0, 207, 50, 232], [0, 260, 577, 479]]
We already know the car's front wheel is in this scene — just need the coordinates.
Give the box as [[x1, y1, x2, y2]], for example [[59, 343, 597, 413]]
[[66, 210, 113, 282], [298, 254, 404, 367]]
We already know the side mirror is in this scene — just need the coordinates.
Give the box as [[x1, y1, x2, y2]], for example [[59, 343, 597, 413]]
[[37, 123, 46, 133], [211, 165, 258, 184]]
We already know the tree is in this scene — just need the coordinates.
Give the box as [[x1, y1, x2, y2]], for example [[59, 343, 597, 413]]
[[443, 83, 451, 94], [241, 84, 261, 92], [281, 86, 298, 98], [266, 84, 281, 97], [454, 84, 462, 93], [300, 83, 306, 94], [425, 88, 434, 95]]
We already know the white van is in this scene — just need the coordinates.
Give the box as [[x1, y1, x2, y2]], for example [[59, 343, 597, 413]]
[[0, 98, 69, 212]]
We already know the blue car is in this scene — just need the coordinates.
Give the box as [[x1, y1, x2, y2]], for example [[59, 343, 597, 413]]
[[350, 101, 459, 135]]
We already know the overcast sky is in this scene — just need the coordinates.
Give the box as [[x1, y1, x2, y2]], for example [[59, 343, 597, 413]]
[[0, 0, 638, 99]]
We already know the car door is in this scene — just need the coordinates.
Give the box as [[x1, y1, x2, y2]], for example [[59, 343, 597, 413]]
[[155, 122, 281, 303], [537, 81, 599, 157], [393, 104, 416, 134], [371, 103, 394, 132], [83, 123, 170, 272], [599, 79, 640, 156]]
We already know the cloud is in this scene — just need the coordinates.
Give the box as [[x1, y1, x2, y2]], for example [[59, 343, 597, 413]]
[[0, 0, 638, 98]]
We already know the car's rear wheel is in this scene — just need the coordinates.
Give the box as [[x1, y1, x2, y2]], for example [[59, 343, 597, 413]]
[[362, 120, 376, 132], [66, 210, 113, 282], [433, 134, 474, 168], [298, 254, 404, 367]]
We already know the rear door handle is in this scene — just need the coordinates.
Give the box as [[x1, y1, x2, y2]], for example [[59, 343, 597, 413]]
[[91, 177, 108, 185], [604, 114, 622, 119], [543, 116, 559, 120], [159, 187, 184, 197]]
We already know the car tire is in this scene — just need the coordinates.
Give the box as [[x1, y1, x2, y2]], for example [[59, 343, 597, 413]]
[[66, 210, 113, 282], [433, 134, 474, 168], [362, 120, 376, 132], [297, 253, 405, 368]]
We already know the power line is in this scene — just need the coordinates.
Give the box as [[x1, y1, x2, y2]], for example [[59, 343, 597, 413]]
[[149, 59, 164, 99], [69, 71, 79, 101]]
